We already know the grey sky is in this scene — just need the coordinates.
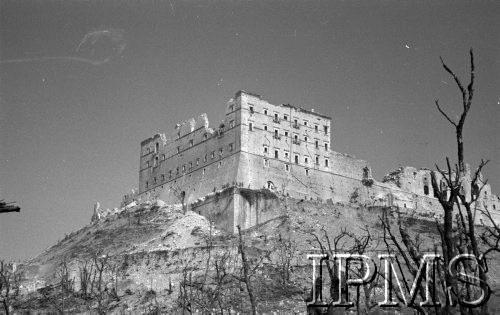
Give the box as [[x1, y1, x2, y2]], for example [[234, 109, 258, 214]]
[[1, 0, 498, 261]]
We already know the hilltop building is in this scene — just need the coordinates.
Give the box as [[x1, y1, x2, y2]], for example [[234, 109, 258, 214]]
[[127, 90, 500, 231]]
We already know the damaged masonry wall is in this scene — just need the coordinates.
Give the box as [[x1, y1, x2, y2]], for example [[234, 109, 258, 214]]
[[125, 90, 500, 232]]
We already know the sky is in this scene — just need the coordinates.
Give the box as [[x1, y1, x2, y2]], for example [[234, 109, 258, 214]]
[[1, 0, 498, 261]]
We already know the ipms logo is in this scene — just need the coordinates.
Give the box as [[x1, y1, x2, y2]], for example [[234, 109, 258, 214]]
[[306, 253, 490, 310]]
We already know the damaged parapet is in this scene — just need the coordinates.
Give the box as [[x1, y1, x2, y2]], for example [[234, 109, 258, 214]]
[[131, 90, 500, 232], [380, 164, 500, 217], [91, 201, 134, 224], [121, 189, 138, 207], [175, 113, 212, 139], [90, 202, 120, 224]]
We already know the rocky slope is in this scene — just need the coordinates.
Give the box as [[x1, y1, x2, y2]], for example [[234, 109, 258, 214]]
[[11, 196, 500, 314]]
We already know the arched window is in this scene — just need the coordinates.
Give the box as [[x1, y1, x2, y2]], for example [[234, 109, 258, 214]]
[[267, 181, 275, 190]]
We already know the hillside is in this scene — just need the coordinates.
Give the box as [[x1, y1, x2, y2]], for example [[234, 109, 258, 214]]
[[11, 196, 500, 314]]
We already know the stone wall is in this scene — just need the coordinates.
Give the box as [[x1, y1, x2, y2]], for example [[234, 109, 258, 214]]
[[139, 99, 242, 205], [138, 90, 368, 206], [190, 187, 281, 233], [381, 166, 500, 224], [135, 90, 500, 231], [235, 90, 370, 203]]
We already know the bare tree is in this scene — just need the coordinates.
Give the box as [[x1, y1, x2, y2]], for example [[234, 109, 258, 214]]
[[178, 264, 192, 314], [309, 226, 379, 314], [91, 253, 110, 314], [431, 49, 498, 314], [274, 232, 297, 285], [58, 258, 74, 314], [380, 211, 442, 314], [237, 225, 258, 315], [376, 49, 498, 315], [74, 252, 114, 313], [177, 218, 238, 314], [0, 261, 21, 315], [107, 261, 121, 302]]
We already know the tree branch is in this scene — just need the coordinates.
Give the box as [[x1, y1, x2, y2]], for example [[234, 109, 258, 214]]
[[440, 56, 466, 95], [467, 48, 475, 109], [434, 100, 457, 127]]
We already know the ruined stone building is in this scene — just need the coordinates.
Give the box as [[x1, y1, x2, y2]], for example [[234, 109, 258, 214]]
[[128, 90, 500, 232]]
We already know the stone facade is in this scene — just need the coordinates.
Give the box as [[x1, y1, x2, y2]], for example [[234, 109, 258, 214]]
[[133, 90, 500, 231], [380, 166, 500, 225], [137, 90, 371, 206]]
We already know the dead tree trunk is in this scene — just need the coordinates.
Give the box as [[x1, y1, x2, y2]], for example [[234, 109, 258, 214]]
[[237, 225, 257, 315], [433, 49, 491, 315]]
